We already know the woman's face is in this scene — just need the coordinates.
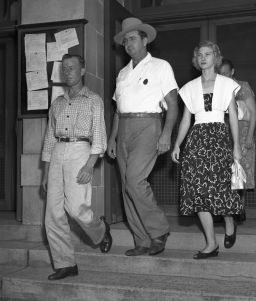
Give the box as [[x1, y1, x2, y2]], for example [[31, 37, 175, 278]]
[[197, 46, 216, 70]]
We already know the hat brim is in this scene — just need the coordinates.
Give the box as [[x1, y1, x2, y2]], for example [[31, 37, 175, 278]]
[[114, 24, 157, 45]]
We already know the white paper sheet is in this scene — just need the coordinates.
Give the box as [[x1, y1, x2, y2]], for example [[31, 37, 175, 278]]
[[47, 42, 68, 62], [27, 90, 48, 110], [26, 70, 48, 91], [51, 86, 65, 103], [26, 52, 47, 72], [54, 28, 79, 50], [51, 61, 64, 83], [25, 33, 46, 53]]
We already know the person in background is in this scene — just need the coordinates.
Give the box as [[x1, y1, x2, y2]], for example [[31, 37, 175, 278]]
[[219, 59, 256, 221], [172, 41, 244, 259], [107, 17, 178, 256], [42, 54, 112, 281]]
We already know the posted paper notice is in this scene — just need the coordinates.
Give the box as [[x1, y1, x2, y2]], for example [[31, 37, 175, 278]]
[[47, 42, 68, 62], [51, 86, 65, 103], [26, 52, 47, 72], [27, 90, 48, 110], [26, 70, 48, 91], [54, 28, 79, 50], [25, 33, 46, 53], [51, 61, 64, 83]]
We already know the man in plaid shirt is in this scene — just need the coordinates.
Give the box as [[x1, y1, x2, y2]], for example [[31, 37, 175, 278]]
[[42, 54, 112, 281]]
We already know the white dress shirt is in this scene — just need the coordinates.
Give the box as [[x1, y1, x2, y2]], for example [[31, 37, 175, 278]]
[[113, 53, 178, 113]]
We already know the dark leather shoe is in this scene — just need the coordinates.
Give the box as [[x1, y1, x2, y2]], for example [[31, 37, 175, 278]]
[[99, 216, 112, 253], [125, 246, 149, 256], [193, 246, 219, 260], [149, 233, 169, 256], [48, 265, 78, 280], [224, 223, 237, 249]]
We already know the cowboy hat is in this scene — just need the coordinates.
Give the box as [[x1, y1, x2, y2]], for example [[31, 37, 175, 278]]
[[114, 17, 157, 45]]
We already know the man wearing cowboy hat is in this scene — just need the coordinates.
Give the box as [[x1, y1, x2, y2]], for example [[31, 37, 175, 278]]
[[107, 17, 178, 256]]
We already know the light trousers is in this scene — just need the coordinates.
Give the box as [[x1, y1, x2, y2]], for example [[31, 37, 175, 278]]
[[45, 142, 105, 269], [117, 117, 170, 248]]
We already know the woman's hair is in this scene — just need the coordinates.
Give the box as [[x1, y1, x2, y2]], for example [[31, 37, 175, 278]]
[[192, 40, 223, 71], [220, 58, 234, 70]]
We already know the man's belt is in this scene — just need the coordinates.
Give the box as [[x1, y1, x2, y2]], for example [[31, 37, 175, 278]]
[[119, 113, 162, 119], [56, 137, 90, 143]]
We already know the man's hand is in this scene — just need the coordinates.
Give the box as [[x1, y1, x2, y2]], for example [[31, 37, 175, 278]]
[[107, 138, 117, 159], [157, 132, 171, 155], [41, 162, 50, 193], [42, 174, 48, 193], [77, 163, 94, 184]]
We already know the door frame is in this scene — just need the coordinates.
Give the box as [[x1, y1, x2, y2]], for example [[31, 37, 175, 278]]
[[209, 15, 256, 41], [0, 28, 17, 212], [104, 0, 132, 223]]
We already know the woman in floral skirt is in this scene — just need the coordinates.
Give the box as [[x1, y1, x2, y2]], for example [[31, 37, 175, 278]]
[[171, 41, 244, 259]]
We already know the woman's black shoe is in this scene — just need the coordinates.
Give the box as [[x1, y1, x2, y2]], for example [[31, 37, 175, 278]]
[[193, 246, 219, 260], [224, 223, 237, 249]]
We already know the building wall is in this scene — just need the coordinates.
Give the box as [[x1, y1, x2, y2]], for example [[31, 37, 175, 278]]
[[21, 0, 105, 225]]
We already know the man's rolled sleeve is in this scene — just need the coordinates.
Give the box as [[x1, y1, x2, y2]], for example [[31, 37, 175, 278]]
[[42, 108, 57, 162], [161, 61, 179, 97], [90, 97, 107, 156]]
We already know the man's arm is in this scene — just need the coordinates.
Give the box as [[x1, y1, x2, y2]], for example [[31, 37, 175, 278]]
[[244, 95, 256, 149], [107, 111, 120, 159], [157, 89, 178, 154], [229, 94, 242, 161], [42, 162, 50, 192]]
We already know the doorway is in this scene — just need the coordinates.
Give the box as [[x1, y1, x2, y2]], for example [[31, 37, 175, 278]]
[[0, 34, 17, 212]]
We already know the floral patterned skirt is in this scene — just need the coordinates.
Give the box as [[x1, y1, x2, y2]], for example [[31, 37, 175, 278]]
[[180, 122, 244, 216]]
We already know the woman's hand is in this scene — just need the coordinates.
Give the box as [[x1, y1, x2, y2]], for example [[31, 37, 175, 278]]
[[233, 144, 242, 162], [171, 144, 180, 163]]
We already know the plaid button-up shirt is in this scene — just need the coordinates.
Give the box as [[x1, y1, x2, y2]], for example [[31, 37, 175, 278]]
[[42, 86, 107, 162]]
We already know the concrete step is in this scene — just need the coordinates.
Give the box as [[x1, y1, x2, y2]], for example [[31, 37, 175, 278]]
[[1, 218, 256, 253], [2, 266, 256, 301], [26, 245, 256, 281], [0, 265, 27, 301], [0, 241, 46, 301], [1, 241, 255, 282]]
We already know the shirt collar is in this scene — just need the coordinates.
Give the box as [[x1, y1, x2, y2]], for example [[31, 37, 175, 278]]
[[128, 52, 152, 69], [63, 85, 89, 101]]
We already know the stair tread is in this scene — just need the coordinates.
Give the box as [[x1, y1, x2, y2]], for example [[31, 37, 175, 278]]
[[3, 266, 256, 297], [1, 242, 256, 263], [0, 240, 45, 249], [0, 264, 26, 277], [24, 244, 256, 263]]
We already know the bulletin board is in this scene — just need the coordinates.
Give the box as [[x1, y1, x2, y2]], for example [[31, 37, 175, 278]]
[[17, 19, 87, 118]]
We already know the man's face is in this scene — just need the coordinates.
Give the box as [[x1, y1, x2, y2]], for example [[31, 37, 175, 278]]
[[122, 30, 147, 58], [219, 64, 234, 78], [62, 57, 85, 87]]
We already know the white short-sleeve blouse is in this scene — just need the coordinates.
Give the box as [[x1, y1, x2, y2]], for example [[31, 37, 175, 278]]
[[178, 74, 240, 124]]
